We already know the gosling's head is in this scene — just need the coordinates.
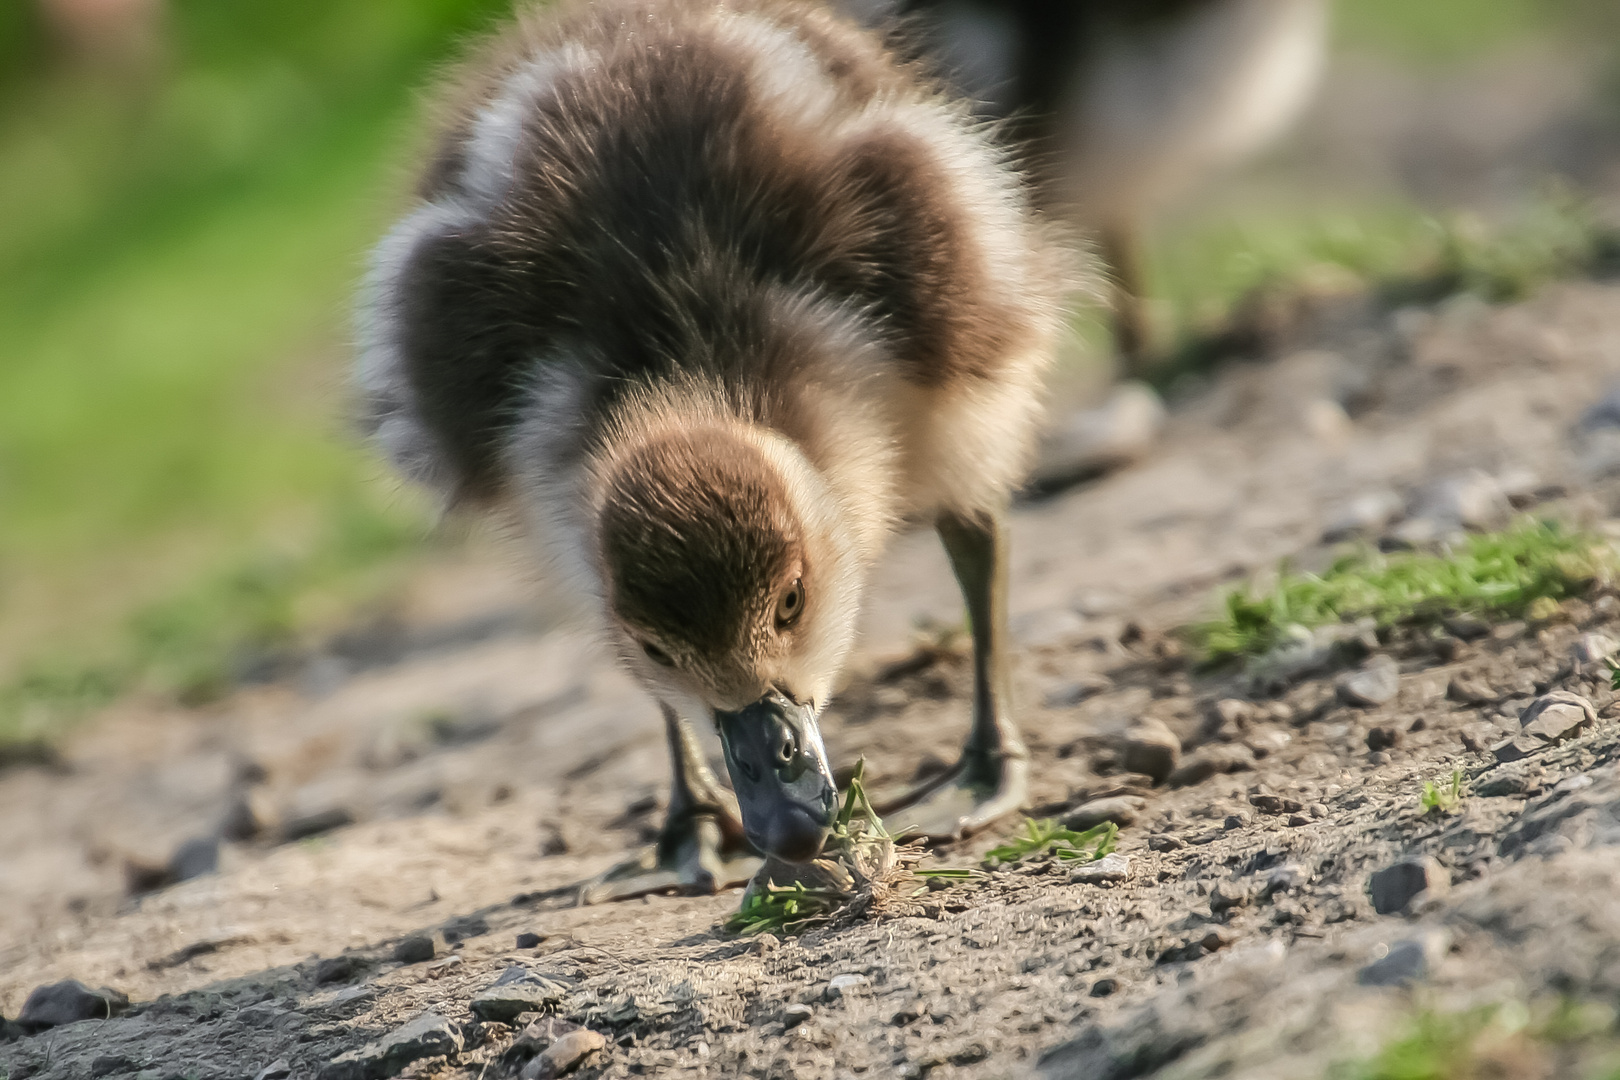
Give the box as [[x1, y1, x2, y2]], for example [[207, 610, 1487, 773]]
[[589, 420, 865, 861]]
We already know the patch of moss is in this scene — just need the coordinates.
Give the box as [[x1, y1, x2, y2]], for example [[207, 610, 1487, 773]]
[[1191, 521, 1617, 665]]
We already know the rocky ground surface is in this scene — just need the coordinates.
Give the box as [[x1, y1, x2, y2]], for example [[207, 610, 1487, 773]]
[[7, 278, 1620, 1080]]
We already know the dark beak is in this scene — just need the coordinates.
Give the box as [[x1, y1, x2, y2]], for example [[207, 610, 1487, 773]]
[[714, 694, 837, 862]]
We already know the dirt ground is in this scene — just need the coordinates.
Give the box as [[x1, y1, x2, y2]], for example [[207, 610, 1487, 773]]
[[5, 268, 1620, 1080]]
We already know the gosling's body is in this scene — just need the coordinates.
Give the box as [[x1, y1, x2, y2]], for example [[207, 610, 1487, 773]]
[[360, 0, 1067, 894], [855, 0, 1331, 365]]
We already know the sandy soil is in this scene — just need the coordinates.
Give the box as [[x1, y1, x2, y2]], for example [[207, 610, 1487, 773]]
[[5, 273, 1620, 1079]]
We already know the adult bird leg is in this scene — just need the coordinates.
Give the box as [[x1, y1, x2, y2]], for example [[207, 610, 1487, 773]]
[[1098, 220, 1153, 379]]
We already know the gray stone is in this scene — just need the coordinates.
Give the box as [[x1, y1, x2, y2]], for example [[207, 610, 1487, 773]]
[[1031, 382, 1165, 489], [90, 1055, 133, 1078], [1447, 676, 1495, 705], [16, 979, 129, 1032], [1442, 613, 1491, 640], [392, 935, 434, 964], [509, 1016, 582, 1060], [1357, 932, 1451, 987], [167, 835, 219, 883], [1121, 719, 1180, 784], [1369, 857, 1450, 915], [1492, 735, 1544, 763], [782, 1003, 814, 1029], [515, 932, 545, 949], [315, 955, 361, 985], [1168, 744, 1255, 788], [471, 973, 569, 1022], [1068, 854, 1132, 885], [317, 1011, 462, 1080], [1338, 655, 1400, 707], [1062, 796, 1145, 831], [254, 1061, 293, 1080], [1518, 691, 1597, 745], [1366, 726, 1402, 752], [521, 1028, 607, 1079]]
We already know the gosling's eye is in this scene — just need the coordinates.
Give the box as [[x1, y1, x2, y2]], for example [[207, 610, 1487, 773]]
[[775, 579, 805, 629], [641, 641, 675, 667]]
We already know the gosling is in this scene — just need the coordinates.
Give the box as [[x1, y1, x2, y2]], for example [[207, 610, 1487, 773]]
[[358, 0, 1068, 900]]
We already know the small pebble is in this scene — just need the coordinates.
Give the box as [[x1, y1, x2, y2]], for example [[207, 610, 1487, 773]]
[[524, 1029, 607, 1080], [1366, 726, 1402, 752], [1369, 857, 1450, 915], [1120, 718, 1180, 785], [1518, 691, 1597, 745], [393, 935, 435, 965], [16, 979, 129, 1033], [1338, 656, 1400, 707], [1063, 795, 1145, 831], [1088, 978, 1118, 998], [516, 932, 545, 949], [1068, 854, 1132, 885]]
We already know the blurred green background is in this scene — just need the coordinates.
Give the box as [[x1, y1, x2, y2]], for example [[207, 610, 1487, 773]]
[[1, 0, 1617, 745]]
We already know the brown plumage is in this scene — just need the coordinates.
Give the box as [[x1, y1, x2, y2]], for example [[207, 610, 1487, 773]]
[[358, 0, 1069, 896]]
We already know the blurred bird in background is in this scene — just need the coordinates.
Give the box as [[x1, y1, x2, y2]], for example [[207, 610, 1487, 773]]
[[847, 0, 1332, 374]]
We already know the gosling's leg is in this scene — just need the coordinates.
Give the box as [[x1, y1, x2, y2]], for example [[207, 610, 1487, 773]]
[[877, 506, 1029, 841], [579, 704, 762, 904]]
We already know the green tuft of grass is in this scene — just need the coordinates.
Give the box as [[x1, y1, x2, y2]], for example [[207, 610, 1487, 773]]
[[982, 818, 1119, 870], [1335, 999, 1620, 1080], [1336, 1006, 1507, 1080], [1190, 521, 1617, 666], [1420, 770, 1466, 815], [727, 879, 853, 937]]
